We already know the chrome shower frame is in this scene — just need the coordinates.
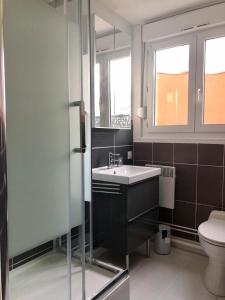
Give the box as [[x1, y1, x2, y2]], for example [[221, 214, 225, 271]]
[[0, 0, 8, 299]]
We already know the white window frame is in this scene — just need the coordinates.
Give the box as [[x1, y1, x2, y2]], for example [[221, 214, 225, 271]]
[[146, 34, 196, 133], [145, 24, 225, 136], [195, 25, 225, 132], [95, 48, 131, 128]]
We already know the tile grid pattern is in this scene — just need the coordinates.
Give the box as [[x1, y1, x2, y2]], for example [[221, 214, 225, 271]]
[[92, 128, 133, 168], [134, 142, 225, 241]]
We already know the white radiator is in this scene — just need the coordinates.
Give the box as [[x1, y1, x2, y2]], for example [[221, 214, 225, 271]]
[[146, 164, 176, 209]]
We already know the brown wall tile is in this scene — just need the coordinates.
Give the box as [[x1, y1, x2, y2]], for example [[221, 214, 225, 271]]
[[175, 164, 197, 203], [198, 144, 224, 166], [173, 201, 195, 228], [196, 205, 217, 228], [153, 143, 173, 163], [131, 141, 225, 242], [134, 142, 152, 162], [197, 166, 223, 207], [174, 143, 197, 164]]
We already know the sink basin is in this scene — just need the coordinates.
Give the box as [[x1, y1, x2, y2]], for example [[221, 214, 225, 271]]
[[92, 165, 161, 185]]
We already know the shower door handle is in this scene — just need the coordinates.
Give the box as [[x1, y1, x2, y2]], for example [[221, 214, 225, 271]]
[[70, 100, 86, 154]]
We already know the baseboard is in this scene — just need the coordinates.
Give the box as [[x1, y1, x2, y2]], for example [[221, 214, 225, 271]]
[[171, 236, 206, 256]]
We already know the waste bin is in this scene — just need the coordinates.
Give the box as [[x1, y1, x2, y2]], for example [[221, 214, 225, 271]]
[[154, 224, 171, 255]]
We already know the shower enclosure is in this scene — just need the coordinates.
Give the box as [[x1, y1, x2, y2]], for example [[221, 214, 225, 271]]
[[0, 0, 128, 299]]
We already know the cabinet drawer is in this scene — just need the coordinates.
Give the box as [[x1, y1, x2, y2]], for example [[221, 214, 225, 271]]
[[127, 178, 159, 221]]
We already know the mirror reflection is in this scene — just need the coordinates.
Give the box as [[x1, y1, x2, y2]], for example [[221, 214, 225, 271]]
[[94, 16, 132, 129]]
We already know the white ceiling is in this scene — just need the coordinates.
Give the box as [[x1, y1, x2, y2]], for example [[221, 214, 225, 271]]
[[99, 0, 221, 24], [95, 16, 114, 35]]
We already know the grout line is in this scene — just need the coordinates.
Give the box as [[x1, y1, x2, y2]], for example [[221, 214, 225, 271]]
[[172, 143, 175, 167], [92, 146, 115, 150], [172, 143, 175, 224], [114, 145, 133, 148], [92, 145, 133, 150], [151, 142, 153, 164], [195, 147, 198, 230], [222, 145, 225, 209], [176, 199, 221, 209], [175, 199, 196, 205], [136, 159, 224, 168], [197, 164, 224, 168]]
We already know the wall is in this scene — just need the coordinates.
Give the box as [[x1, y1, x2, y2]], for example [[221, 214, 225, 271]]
[[134, 142, 225, 241], [92, 128, 133, 168], [132, 4, 225, 242], [132, 4, 225, 143]]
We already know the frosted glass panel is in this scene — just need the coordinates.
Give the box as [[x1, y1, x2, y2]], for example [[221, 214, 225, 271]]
[[68, 1, 82, 228], [4, 0, 70, 258], [4, 0, 90, 299]]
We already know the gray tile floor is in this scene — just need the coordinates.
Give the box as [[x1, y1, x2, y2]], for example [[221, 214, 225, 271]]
[[9, 251, 114, 300], [129, 248, 225, 300]]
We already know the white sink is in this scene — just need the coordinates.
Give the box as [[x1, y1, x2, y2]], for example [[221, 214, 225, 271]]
[[92, 165, 161, 185]]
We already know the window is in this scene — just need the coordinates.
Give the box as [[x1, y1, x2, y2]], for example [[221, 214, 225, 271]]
[[196, 27, 225, 132], [147, 25, 225, 133], [110, 55, 131, 128], [94, 49, 131, 128], [155, 45, 189, 126], [204, 38, 225, 124]]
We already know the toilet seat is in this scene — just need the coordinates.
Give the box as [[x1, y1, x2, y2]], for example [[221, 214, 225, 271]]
[[198, 219, 225, 247]]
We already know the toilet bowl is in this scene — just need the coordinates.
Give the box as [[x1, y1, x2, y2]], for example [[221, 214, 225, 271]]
[[198, 210, 225, 296]]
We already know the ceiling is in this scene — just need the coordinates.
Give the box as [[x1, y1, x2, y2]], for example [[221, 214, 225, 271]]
[[99, 0, 222, 24], [95, 16, 114, 35]]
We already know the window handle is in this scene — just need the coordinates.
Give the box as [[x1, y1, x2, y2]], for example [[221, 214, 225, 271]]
[[197, 88, 202, 103]]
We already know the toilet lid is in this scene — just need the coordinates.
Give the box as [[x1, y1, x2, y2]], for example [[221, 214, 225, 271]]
[[198, 219, 225, 245]]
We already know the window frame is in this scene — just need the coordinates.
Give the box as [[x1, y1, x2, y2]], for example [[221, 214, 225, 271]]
[[146, 25, 225, 135], [95, 48, 132, 128], [195, 25, 225, 132], [146, 34, 197, 133]]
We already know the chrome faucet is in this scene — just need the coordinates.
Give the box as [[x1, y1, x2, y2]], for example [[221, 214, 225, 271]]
[[108, 152, 122, 168]]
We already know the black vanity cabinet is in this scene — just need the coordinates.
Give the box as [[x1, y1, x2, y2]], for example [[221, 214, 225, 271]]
[[93, 176, 159, 256]]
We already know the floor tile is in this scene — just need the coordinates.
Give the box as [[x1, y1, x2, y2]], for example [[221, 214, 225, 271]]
[[130, 248, 224, 300]]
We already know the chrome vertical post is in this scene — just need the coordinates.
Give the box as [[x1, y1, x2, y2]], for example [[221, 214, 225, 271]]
[[0, 0, 8, 299]]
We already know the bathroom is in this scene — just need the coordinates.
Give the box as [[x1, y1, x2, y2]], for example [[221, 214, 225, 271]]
[[0, 0, 225, 299]]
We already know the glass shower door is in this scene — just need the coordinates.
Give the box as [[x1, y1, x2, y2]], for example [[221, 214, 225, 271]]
[[2, 0, 90, 299]]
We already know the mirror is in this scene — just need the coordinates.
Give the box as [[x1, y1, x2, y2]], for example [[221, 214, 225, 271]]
[[93, 16, 132, 129]]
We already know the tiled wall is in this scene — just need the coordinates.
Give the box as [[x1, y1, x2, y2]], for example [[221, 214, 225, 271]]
[[92, 128, 133, 168], [134, 142, 225, 241]]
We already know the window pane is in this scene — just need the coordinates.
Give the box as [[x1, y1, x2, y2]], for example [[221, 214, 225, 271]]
[[110, 55, 131, 128], [204, 36, 225, 124], [155, 45, 189, 126], [94, 63, 100, 127]]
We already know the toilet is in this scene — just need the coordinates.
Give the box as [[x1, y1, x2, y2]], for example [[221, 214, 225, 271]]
[[198, 210, 225, 296]]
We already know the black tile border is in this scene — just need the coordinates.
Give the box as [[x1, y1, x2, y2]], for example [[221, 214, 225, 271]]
[[10, 241, 54, 270]]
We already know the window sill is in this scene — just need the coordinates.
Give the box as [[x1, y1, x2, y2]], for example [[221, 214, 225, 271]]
[[135, 132, 225, 144]]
